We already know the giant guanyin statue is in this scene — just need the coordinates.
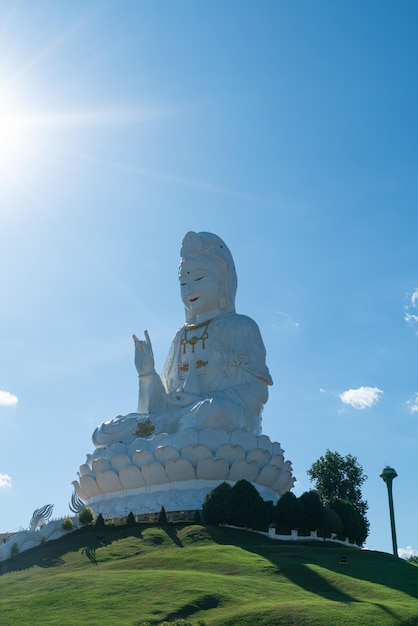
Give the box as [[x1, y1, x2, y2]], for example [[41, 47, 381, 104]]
[[73, 232, 294, 519]]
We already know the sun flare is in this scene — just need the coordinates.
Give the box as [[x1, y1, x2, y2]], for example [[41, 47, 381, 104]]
[[0, 86, 40, 179]]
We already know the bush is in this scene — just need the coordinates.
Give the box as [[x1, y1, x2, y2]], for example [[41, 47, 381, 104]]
[[330, 499, 368, 545], [193, 509, 202, 524], [202, 482, 232, 525], [299, 491, 325, 532], [10, 542, 19, 556], [229, 480, 268, 531], [157, 506, 168, 524], [95, 513, 105, 527], [62, 516, 74, 531], [126, 511, 137, 526], [276, 491, 305, 532], [78, 507, 94, 525]]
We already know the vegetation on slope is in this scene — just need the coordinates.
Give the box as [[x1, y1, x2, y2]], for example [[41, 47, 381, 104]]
[[1, 523, 418, 626]]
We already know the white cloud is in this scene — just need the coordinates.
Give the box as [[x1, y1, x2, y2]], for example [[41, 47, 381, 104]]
[[339, 386, 383, 410], [407, 393, 418, 413], [0, 390, 18, 407], [0, 473, 12, 488], [272, 311, 300, 330], [398, 545, 418, 559], [404, 289, 418, 330]]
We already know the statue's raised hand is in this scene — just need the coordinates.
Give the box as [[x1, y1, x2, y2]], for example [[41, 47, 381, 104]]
[[133, 330, 155, 377]]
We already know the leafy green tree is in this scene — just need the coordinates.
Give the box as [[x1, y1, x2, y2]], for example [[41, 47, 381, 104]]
[[202, 482, 232, 525], [193, 509, 202, 524], [307, 449, 369, 540], [330, 499, 368, 545]]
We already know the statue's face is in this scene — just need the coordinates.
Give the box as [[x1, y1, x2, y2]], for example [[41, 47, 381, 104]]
[[179, 255, 223, 319]]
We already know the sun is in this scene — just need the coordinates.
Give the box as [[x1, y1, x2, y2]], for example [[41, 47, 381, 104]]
[[0, 85, 41, 181]]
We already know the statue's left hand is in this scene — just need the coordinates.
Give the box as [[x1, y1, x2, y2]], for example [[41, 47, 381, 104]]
[[133, 330, 155, 376]]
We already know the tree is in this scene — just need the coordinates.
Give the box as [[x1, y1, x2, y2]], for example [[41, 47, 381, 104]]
[[157, 506, 168, 524], [229, 480, 268, 531], [299, 491, 325, 532], [307, 449, 369, 541], [275, 491, 305, 532], [307, 450, 368, 517], [202, 482, 232, 525], [330, 499, 368, 545]]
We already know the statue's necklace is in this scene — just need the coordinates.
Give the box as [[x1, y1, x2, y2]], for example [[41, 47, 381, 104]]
[[181, 319, 211, 354]]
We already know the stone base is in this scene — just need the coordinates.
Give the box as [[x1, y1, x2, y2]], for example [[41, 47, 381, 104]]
[[72, 427, 295, 518]]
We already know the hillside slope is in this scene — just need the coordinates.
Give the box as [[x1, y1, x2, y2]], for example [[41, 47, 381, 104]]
[[1, 524, 418, 626]]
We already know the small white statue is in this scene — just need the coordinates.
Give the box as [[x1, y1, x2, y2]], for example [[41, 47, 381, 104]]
[[93, 231, 272, 446]]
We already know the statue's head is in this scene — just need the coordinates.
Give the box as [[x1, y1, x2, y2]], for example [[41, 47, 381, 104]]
[[179, 231, 237, 323]]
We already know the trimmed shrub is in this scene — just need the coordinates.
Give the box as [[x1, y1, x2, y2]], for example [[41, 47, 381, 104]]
[[78, 507, 94, 525], [10, 542, 19, 556], [62, 516, 74, 531], [299, 491, 325, 532], [202, 482, 232, 525], [276, 491, 305, 532], [157, 506, 168, 524], [127, 511, 137, 526], [229, 479, 268, 531], [95, 513, 105, 527]]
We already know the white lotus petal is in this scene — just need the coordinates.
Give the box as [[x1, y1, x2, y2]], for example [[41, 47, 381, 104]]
[[181, 444, 211, 466], [216, 444, 245, 465], [198, 428, 228, 452], [79, 463, 92, 477], [96, 470, 123, 493], [71, 481, 88, 501], [119, 465, 145, 489], [92, 458, 111, 474], [80, 474, 102, 497], [149, 433, 172, 452], [127, 437, 150, 455], [165, 458, 196, 481], [246, 448, 270, 468], [270, 454, 284, 468], [196, 457, 229, 480], [154, 445, 180, 464], [257, 435, 272, 454], [228, 459, 259, 482], [132, 449, 154, 467], [255, 464, 281, 487], [141, 461, 169, 485], [172, 429, 198, 449], [110, 454, 132, 471], [231, 431, 257, 451]]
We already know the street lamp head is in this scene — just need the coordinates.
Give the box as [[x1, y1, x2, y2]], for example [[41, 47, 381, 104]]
[[380, 466, 398, 484]]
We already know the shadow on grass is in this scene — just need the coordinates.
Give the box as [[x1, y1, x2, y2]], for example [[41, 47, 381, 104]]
[[203, 525, 418, 619], [0, 523, 144, 575]]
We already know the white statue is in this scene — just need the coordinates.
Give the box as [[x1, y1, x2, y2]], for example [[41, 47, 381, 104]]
[[93, 231, 272, 446]]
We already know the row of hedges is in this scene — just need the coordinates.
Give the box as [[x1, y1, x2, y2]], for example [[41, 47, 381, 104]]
[[201, 481, 368, 545]]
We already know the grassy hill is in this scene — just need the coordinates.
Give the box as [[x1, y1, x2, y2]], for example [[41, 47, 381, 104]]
[[1, 523, 418, 626]]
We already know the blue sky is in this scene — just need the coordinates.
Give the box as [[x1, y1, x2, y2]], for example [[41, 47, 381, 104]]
[[1, 0, 418, 557]]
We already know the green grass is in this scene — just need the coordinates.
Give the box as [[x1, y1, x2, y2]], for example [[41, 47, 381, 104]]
[[1, 524, 418, 625]]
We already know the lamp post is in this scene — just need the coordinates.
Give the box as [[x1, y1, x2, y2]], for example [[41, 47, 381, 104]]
[[380, 466, 398, 557]]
